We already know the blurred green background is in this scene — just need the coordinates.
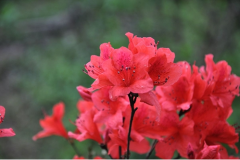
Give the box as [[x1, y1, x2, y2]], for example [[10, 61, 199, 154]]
[[0, 0, 240, 158]]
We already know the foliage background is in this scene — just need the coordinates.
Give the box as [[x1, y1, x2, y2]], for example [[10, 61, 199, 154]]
[[0, 0, 240, 158]]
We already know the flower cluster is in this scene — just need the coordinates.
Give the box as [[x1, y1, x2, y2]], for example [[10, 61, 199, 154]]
[[33, 33, 240, 159]]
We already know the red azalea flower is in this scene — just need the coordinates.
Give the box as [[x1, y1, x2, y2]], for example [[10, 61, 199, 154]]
[[203, 120, 239, 153], [187, 142, 221, 159], [156, 77, 193, 111], [196, 142, 221, 159], [107, 127, 128, 158], [188, 142, 239, 159], [84, 43, 114, 79], [107, 126, 150, 159], [125, 32, 157, 57], [68, 108, 103, 144], [186, 102, 238, 152], [92, 46, 153, 100], [32, 102, 68, 140], [148, 48, 182, 86], [92, 86, 128, 129], [0, 106, 15, 137], [156, 61, 194, 111], [155, 117, 195, 159], [124, 99, 160, 140], [200, 54, 240, 108], [155, 110, 180, 136]]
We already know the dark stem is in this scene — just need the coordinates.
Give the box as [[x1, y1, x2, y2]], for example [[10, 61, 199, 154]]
[[126, 92, 138, 159], [100, 143, 113, 159], [119, 146, 122, 159], [88, 144, 93, 159], [68, 140, 81, 157], [146, 139, 158, 159]]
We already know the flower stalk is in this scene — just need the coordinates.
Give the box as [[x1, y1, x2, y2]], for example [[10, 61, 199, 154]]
[[68, 139, 81, 157], [126, 92, 138, 159], [146, 139, 158, 159]]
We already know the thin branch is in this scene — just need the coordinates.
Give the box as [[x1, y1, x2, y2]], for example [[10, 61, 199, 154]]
[[126, 92, 138, 159], [68, 140, 81, 157], [146, 139, 158, 159], [88, 143, 93, 159], [119, 146, 122, 159], [100, 143, 113, 159]]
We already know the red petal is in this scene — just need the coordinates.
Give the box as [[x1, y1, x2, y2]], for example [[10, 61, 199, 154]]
[[91, 73, 113, 90], [130, 77, 153, 94], [130, 138, 151, 154], [125, 32, 137, 54], [53, 102, 65, 120], [100, 42, 113, 60], [155, 139, 176, 159], [196, 142, 221, 159], [0, 106, 5, 124], [148, 54, 182, 86], [68, 131, 90, 142], [193, 74, 207, 99], [0, 128, 15, 137], [139, 91, 161, 119], [76, 86, 92, 101], [32, 130, 53, 141], [112, 47, 133, 70], [156, 48, 175, 63], [73, 109, 103, 143], [109, 86, 131, 101], [85, 56, 103, 79], [94, 110, 122, 129], [77, 100, 93, 113]]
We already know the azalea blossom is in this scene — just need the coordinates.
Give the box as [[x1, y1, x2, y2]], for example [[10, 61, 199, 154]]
[[32, 102, 68, 140], [68, 107, 103, 144], [92, 46, 153, 101]]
